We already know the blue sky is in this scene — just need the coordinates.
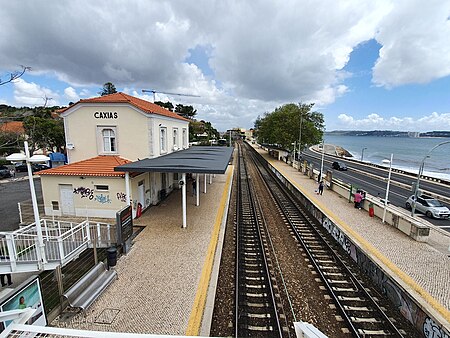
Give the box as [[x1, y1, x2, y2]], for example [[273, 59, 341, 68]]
[[1, 0, 449, 132]]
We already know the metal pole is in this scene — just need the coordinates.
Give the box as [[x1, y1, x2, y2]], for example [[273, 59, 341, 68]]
[[382, 154, 393, 223], [411, 140, 450, 217], [182, 173, 187, 228], [24, 141, 47, 264], [361, 147, 367, 162], [411, 161, 424, 217], [319, 139, 325, 182]]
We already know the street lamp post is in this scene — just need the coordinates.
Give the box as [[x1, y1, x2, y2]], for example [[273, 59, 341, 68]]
[[382, 154, 393, 223], [411, 140, 450, 217], [361, 147, 367, 162], [319, 139, 325, 182], [6, 141, 49, 264]]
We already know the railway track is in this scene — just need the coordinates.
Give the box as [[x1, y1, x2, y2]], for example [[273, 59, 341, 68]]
[[245, 142, 407, 337], [235, 144, 290, 337]]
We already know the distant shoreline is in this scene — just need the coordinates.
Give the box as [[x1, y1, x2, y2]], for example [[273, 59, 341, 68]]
[[326, 131, 450, 138]]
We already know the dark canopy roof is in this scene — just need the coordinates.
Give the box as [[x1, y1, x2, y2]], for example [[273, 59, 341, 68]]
[[114, 146, 233, 174]]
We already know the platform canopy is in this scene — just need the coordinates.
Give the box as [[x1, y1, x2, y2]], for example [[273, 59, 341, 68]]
[[114, 146, 233, 174]]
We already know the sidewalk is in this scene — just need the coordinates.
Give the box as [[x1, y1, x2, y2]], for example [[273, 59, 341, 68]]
[[255, 147, 450, 324], [51, 167, 233, 335]]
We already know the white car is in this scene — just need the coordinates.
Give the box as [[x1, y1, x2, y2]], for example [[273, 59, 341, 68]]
[[406, 195, 450, 219]]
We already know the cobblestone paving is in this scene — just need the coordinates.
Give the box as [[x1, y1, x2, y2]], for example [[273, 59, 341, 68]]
[[259, 148, 450, 312], [52, 172, 229, 335]]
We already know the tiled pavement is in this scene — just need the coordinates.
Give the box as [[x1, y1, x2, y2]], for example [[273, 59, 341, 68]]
[[52, 167, 233, 336]]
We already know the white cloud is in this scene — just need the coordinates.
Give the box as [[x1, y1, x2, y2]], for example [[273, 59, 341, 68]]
[[372, 0, 450, 87], [64, 87, 79, 103], [13, 79, 60, 106], [0, 1, 449, 131], [337, 112, 450, 131]]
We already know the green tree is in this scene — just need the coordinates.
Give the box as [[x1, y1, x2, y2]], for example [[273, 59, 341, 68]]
[[255, 103, 324, 151], [175, 104, 197, 119], [23, 116, 65, 155], [154, 101, 174, 111], [0, 130, 23, 156], [99, 82, 117, 96]]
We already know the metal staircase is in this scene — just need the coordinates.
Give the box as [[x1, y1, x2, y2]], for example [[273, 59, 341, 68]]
[[0, 219, 116, 273]]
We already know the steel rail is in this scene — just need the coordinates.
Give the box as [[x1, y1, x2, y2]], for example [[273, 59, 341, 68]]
[[234, 143, 285, 337], [246, 142, 405, 337]]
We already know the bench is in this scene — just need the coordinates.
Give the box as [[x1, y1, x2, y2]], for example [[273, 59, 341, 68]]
[[63, 261, 117, 311]]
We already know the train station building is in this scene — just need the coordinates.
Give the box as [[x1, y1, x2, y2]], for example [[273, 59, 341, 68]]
[[38, 92, 231, 222]]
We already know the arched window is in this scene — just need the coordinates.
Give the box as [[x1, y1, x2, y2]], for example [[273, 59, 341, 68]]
[[102, 128, 116, 152]]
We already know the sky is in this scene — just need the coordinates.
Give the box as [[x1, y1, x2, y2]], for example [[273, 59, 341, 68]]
[[0, 0, 449, 132]]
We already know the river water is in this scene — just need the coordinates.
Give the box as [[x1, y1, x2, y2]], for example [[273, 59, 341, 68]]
[[324, 135, 450, 180]]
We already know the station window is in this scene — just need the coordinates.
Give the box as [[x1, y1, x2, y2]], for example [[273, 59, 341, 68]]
[[182, 128, 187, 148], [97, 126, 118, 154], [95, 185, 109, 191], [51, 201, 59, 210], [160, 127, 167, 153], [173, 128, 178, 149]]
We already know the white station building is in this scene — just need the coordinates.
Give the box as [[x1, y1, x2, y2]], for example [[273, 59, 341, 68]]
[[39, 92, 191, 219]]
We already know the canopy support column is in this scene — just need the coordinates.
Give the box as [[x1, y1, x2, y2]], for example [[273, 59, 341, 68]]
[[125, 172, 131, 206], [209, 174, 212, 184], [195, 174, 200, 206], [182, 173, 187, 228], [204, 173, 207, 193]]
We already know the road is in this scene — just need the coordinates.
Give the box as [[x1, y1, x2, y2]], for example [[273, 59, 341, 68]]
[[301, 149, 450, 230], [0, 173, 43, 231]]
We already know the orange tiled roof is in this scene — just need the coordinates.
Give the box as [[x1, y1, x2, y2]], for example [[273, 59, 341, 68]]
[[59, 92, 189, 122], [39, 155, 132, 177], [0, 121, 25, 134]]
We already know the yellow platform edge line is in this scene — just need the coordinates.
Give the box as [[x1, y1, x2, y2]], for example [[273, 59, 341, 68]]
[[270, 159, 450, 323], [186, 167, 233, 335]]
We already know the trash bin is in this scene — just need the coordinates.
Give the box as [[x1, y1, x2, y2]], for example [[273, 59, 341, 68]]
[[369, 202, 375, 217], [107, 247, 117, 268]]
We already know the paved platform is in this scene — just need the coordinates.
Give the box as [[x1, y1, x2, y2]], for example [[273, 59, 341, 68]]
[[51, 167, 233, 336], [255, 146, 450, 331]]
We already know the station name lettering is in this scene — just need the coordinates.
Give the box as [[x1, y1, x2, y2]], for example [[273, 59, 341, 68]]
[[94, 111, 118, 119]]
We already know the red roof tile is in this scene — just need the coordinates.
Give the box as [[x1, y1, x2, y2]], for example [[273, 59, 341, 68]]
[[0, 121, 25, 134], [59, 92, 189, 122], [39, 156, 132, 177]]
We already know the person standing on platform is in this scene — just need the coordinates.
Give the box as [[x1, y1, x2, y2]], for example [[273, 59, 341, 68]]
[[318, 181, 324, 195], [1, 273, 12, 287], [354, 191, 362, 209]]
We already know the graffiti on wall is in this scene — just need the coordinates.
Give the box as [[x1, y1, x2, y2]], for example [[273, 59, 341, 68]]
[[117, 192, 127, 202], [423, 317, 449, 338], [73, 186, 94, 200], [321, 216, 357, 261], [95, 194, 111, 204], [357, 250, 450, 337], [74, 186, 112, 204]]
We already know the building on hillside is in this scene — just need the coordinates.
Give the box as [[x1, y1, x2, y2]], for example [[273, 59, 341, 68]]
[[39, 92, 190, 219], [0, 121, 25, 135]]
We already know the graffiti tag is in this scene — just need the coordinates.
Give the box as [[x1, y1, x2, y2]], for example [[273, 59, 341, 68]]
[[73, 187, 94, 200], [117, 192, 127, 202], [95, 194, 111, 204]]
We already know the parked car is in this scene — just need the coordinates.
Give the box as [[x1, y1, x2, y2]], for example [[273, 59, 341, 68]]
[[332, 161, 347, 171], [0, 165, 12, 179], [405, 195, 450, 219], [14, 162, 49, 173]]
